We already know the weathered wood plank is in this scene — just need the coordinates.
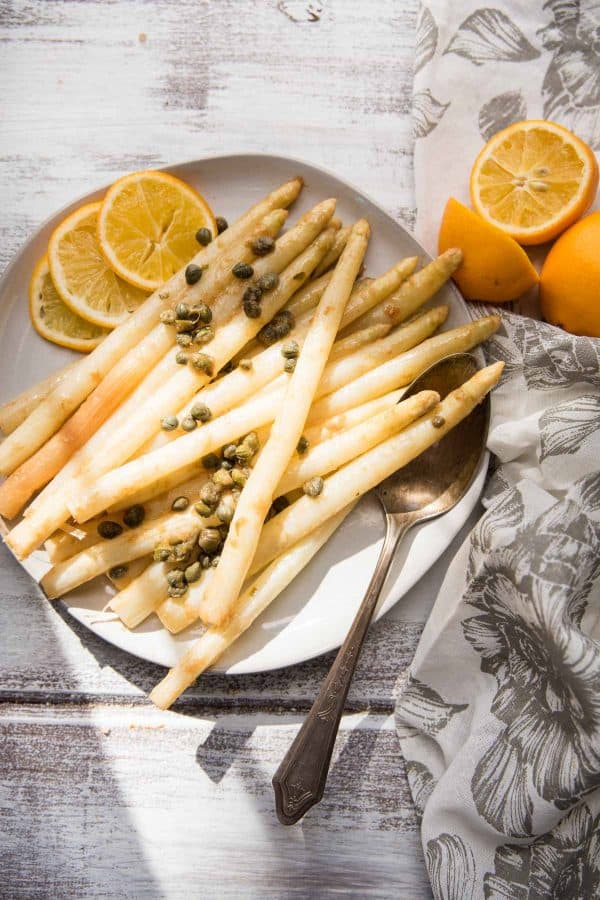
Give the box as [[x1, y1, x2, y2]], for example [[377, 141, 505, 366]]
[[1, 703, 431, 898]]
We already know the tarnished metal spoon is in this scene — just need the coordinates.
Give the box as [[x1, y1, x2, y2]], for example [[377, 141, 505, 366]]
[[272, 352, 490, 825]]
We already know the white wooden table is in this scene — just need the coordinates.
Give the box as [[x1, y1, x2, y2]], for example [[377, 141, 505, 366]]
[[0, 2, 476, 895]]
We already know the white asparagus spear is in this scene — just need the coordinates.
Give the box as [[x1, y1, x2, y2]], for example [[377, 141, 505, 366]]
[[150, 507, 355, 706], [110, 560, 175, 629], [0, 178, 303, 475], [199, 219, 371, 626], [0, 359, 80, 435], [313, 226, 351, 277]]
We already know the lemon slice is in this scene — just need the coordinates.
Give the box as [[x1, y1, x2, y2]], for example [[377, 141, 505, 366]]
[[29, 255, 108, 352], [97, 170, 217, 291], [470, 120, 599, 245], [48, 201, 149, 328]]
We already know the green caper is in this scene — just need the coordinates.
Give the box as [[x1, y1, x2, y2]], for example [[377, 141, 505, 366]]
[[194, 501, 213, 518], [284, 357, 297, 373], [195, 227, 212, 246], [250, 235, 275, 256], [192, 303, 212, 324], [211, 555, 221, 567], [198, 527, 222, 554], [296, 435, 309, 455], [181, 416, 197, 432], [220, 459, 233, 471], [232, 262, 254, 279], [161, 415, 179, 431], [176, 319, 195, 333], [231, 467, 248, 487], [199, 481, 222, 507], [190, 352, 214, 375], [191, 402, 212, 423], [173, 541, 194, 563], [216, 216, 228, 234], [123, 504, 145, 528], [185, 264, 203, 285], [176, 302, 192, 319], [256, 272, 279, 292], [216, 498, 234, 524], [257, 309, 295, 346], [172, 496, 190, 511], [192, 324, 214, 345], [243, 284, 262, 304], [176, 333, 192, 347], [282, 340, 300, 359], [303, 476, 324, 497], [200, 554, 212, 569], [175, 351, 189, 365], [432, 415, 445, 429], [160, 309, 177, 325], [243, 432, 259, 452], [168, 584, 188, 598], [167, 569, 186, 586], [213, 468, 234, 488], [223, 443, 237, 460], [97, 520, 123, 540], [238, 358, 253, 371], [243, 299, 261, 319], [235, 444, 253, 462], [201, 452, 220, 470], [154, 546, 172, 562], [108, 564, 128, 580], [184, 561, 202, 583]]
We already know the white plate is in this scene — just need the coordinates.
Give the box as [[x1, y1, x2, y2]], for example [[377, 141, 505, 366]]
[[0, 153, 485, 674]]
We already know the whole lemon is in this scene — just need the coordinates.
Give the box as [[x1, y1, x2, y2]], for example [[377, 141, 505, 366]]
[[540, 211, 600, 338]]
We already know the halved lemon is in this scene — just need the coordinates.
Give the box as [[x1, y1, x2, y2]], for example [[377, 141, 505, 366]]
[[29, 255, 108, 352], [470, 120, 599, 245], [97, 170, 217, 291], [48, 201, 149, 328]]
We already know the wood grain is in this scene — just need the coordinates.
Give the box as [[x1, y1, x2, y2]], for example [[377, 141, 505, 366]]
[[0, 1, 444, 896]]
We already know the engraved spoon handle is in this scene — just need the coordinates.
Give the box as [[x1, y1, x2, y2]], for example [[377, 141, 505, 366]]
[[272, 514, 410, 825]]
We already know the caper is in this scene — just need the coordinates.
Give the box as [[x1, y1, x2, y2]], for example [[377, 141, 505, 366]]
[[243, 299, 262, 319], [223, 443, 237, 460], [97, 520, 123, 540], [123, 504, 145, 528], [199, 481, 222, 507], [159, 291, 170, 300], [185, 264, 203, 285], [218, 524, 229, 540], [173, 541, 194, 562], [211, 555, 221, 567], [256, 272, 279, 292], [257, 309, 295, 346], [192, 303, 212, 324], [172, 496, 190, 511], [216, 498, 235, 524], [181, 416, 197, 432], [250, 235, 275, 256], [220, 459, 233, 471], [161, 415, 179, 431], [243, 284, 262, 304], [160, 309, 177, 325], [167, 569, 186, 586], [108, 564, 128, 580], [168, 584, 188, 598], [176, 333, 192, 347], [282, 340, 300, 359], [231, 467, 248, 487], [193, 326, 214, 346], [232, 262, 254, 279], [235, 443, 253, 463], [432, 415, 445, 429], [191, 402, 212, 423], [190, 352, 214, 375], [238, 358, 253, 371], [175, 351, 189, 365], [176, 319, 195, 333], [200, 554, 212, 569], [284, 357, 297, 373], [201, 452, 220, 470], [303, 476, 324, 497], [243, 432, 259, 452], [213, 468, 234, 488], [272, 495, 290, 515], [176, 302, 192, 319], [194, 501, 213, 518], [184, 561, 202, 583], [198, 527, 222, 554], [153, 546, 172, 562], [216, 216, 228, 234], [195, 227, 212, 246], [296, 435, 309, 455]]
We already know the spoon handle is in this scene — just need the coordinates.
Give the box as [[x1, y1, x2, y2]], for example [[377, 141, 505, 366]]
[[272, 515, 409, 825]]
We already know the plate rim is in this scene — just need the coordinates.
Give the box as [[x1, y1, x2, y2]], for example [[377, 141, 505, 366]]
[[0, 151, 484, 675]]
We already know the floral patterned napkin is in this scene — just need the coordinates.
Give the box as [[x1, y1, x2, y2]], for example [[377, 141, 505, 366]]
[[395, 3, 600, 896]]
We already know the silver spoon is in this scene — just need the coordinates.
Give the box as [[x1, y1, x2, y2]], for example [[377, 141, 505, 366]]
[[272, 352, 490, 825]]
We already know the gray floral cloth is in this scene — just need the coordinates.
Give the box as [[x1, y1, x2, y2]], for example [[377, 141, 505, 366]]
[[396, 2, 600, 897]]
